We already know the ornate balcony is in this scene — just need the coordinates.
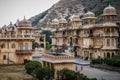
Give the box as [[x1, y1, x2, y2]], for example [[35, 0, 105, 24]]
[[93, 33, 119, 37], [80, 34, 93, 37], [93, 33, 103, 37], [16, 50, 34, 55], [82, 45, 93, 49], [102, 33, 119, 37], [0, 35, 35, 40]]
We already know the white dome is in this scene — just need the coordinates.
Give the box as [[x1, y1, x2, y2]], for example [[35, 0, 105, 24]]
[[52, 18, 59, 22], [103, 4, 116, 15], [18, 17, 32, 27], [51, 18, 59, 25], [83, 11, 96, 20], [59, 18, 67, 24], [85, 11, 95, 17]]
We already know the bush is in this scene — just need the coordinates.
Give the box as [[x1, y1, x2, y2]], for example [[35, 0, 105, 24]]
[[25, 61, 54, 80], [46, 41, 51, 50], [36, 67, 54, 80], [91, 56, 120, 67], [24, 59, 30, 64], [105, 56, 120, 67], [91, 58, 103, 64], [32, 42, 40, 49], [57, 68, 97, 80], [25, 61, 42, 75]]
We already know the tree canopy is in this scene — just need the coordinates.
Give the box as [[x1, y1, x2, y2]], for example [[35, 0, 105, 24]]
[[41, 30, 52, 44]]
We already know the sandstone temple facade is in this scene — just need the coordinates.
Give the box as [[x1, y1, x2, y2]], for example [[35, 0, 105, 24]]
[[0, 17, 46, 64], [51, 5, 120, 60]]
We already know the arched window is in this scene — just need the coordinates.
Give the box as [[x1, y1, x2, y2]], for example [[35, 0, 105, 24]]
[[106, 28, 110, 33], [11, 43, 15, 48], [25, 43, 29, 50], [111, 39, 114, 46], [70, 37, 73, 46], [20, 43, 23, 50], [107, 53, 110, 58], [1, 43, 5, 48], [3, 55, 6, 60], [107, 39, 110, 46], [112, 53, 114, 57], [104, 53, 106, 58]]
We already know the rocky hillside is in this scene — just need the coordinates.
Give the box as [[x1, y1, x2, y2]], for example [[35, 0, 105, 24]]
[[29, 0, 120, 27]]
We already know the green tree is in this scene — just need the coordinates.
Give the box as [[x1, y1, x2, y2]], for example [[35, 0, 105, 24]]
[[25, 60, 54, 80], [25, 61, 42, 75], [32, 42, 40, 49], [57, 68, 97, 80], [41, 30, 52, 44], [36, 67, 54, 80], [46, 41, 51, 50]]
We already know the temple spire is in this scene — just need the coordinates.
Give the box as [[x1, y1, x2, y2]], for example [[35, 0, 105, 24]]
[[24, 16, 26, 20], [10, 21, 12, 25]]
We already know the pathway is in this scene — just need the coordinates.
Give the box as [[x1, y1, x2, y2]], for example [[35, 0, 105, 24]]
[[75, 65, 120, 80]]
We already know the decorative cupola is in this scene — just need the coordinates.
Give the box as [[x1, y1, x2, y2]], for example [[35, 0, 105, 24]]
[[1, 25, 6, 33], [70, 15, 82, 27], [51, 18, 59, 28], [7, 22, 14, 31], [18, 16, 32, 27], [102, 4, 117, 22], [59, 17, 67, 27], [82, 11, 96, 25], [0, 27, 2, 33], [15, 19, 20, 27]]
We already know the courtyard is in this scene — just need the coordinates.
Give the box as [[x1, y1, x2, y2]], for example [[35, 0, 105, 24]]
[[74, 58, 120, 80]]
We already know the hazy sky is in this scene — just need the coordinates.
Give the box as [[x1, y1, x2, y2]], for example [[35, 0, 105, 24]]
[[0, 0, 59, 27]]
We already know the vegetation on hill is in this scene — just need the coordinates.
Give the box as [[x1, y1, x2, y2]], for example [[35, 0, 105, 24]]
[[29, 10, 49, 27]]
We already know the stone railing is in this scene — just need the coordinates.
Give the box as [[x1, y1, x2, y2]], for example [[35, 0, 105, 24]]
[[43, 54, 74, 60], [0, 35, 35, 39], [93, 33, 119, 37], [103, 22, 117, 27], [16, 50, 34, 55]]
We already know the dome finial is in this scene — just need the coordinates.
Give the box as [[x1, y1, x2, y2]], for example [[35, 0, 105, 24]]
[[10, 21, 12, 25], [108, 4, 111, 7], [24, 16, 26, 20], [17, 19, 20, 22]]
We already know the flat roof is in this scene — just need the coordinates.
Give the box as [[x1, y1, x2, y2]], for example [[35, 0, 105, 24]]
[[41, 58, 74, 63]]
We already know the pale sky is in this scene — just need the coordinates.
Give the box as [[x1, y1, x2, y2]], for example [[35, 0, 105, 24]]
[[0, 0, 59, 27]]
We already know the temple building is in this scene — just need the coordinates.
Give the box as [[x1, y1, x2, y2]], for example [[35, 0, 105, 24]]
[[0, 17, 46, 64], [51, 5, 120, 60], [42, 53, 74, 78]]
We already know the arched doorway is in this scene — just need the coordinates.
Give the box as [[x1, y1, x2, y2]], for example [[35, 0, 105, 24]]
[[112, 53, 114, 57], [84, 51, 89, 60], [90, 53, 93, 59], [70, 37, 73, 46], [107, 53, 110, 58], [74, 46, 77, 57], [104, 53, 106, 58]]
